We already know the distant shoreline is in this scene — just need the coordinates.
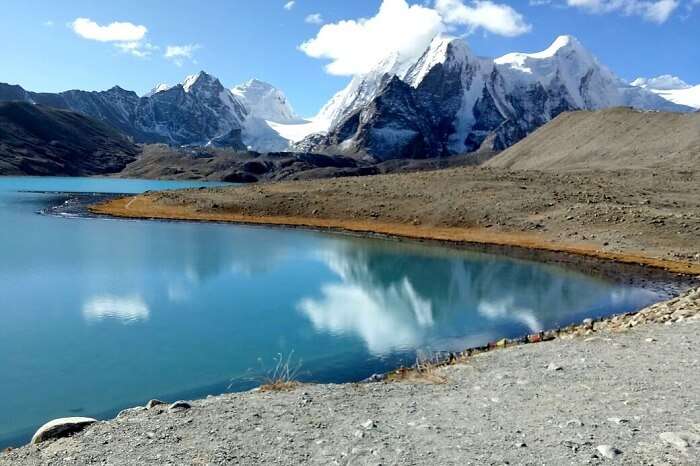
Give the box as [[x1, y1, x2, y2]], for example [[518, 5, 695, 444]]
[[91, 194, 700, 277]]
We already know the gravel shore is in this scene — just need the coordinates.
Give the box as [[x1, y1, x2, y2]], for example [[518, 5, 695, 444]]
[[2, 288, 698, 465]]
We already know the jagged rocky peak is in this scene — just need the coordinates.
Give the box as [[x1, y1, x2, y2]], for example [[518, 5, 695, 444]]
[[404, 36, 473, 86], [144, 83, 173, 97], [231, 79, 300, 123], [182, 71, 225, 93]]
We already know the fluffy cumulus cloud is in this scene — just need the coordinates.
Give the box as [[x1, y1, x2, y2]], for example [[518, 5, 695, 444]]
[[564, 0, 681, 23], [284, 1, 295, 10], [71, 17, 147, 42], [70, 17, 158, 58], [164, 44, 201, 66], [299, 0, 444, 76], [435, 0, 532, 36], [299, 0, 532, 76]]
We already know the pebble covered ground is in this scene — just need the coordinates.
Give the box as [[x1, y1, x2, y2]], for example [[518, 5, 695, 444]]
[[2, 288, 698, 465]]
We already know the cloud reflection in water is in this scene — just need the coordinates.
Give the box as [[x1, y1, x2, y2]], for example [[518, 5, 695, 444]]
[[82, 295, 150, 324]]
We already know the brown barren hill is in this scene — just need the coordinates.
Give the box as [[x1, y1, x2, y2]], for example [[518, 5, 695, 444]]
[[0, 101, 138, 176], [486, 107, 700, 171]]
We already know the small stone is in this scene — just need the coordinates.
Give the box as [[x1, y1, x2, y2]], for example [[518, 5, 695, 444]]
[[546, 363, 563, 372], [607, 417, 629, 425], [516, 442, 527, 448], [31, 417, 97, 444], [363, 373, 387, 383], [168, 401, 192, 411], [596, 445, 622, 459], [361, 419, 376, 429], [354, 430, 364, 438], [146, 399, 166, 410], [659, 431, 700, 450], [645, 338, 657, 343], [565, 419, 584, 428]]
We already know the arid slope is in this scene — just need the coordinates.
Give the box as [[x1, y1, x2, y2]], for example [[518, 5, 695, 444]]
[[486, 107, 700, 171]]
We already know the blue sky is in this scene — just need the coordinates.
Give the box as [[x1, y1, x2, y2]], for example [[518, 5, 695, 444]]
[[1, 0, 698, 116]]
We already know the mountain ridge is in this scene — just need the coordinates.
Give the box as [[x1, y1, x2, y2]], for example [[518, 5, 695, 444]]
[[0, 35, 693, 159], [296, 34, 691, 161]]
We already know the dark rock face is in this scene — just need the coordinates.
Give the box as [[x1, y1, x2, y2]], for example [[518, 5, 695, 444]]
[[310, 77, 449, 161], [0, 72, 247, 149], [0, 102, 139, 176]]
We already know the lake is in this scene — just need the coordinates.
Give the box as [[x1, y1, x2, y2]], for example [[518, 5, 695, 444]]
[[0, 177, 662, 448]]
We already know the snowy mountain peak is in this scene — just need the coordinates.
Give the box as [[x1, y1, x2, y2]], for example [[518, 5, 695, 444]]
[[632, 75, 691, 91], [144, 83, 172, 97], [495, 34, 593, 71], [404, 36, 472, 87], [231, 79, 300, 123], [537, 35, 584, 58], [632, 75, 700, 109], [182, 71, 222, 93]]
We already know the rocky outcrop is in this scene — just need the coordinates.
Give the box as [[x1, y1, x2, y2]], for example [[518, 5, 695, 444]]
[[30, 418, 96, 444]]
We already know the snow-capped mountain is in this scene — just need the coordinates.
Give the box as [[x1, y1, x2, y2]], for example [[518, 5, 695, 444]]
[[0, 38, 693, 158], [231, 79, 301, 123], [297, 35, 692, 160], [0, 71, 250, 148], [631, 75, 700, 110]]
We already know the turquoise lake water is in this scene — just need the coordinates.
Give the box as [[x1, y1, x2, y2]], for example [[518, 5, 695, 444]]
[[0, 177, 662, 448]]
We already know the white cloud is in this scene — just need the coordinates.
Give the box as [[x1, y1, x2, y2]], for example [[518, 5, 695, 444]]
[[71, 17, 147, 42], [305, 13, 324, 24], [115, 41, 158, 58], [82, 295, 150, 324], [564, 0, 681, 23], [165, 44, 202, 66], [299, 0, 444, 76], [284, 1, 295, 10], [70, 17, 155, 59], [435, 0, 532, 36], [299, 0, 531, 77]]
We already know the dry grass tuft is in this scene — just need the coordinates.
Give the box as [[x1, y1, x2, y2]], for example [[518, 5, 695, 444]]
[[257, 351, 303, 392]]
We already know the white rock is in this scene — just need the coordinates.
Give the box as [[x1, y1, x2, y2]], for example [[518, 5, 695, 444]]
[[169, 401, 192, 411], [31, 417, 97, 444], [146, 399, 165, 409], [660, 431, 700, 450], [546, 363, 563, 372], [596, 445, 622, 459], [361, 419, 376, 429]]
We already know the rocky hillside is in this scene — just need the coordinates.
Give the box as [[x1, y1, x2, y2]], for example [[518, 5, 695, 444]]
[[485, 107, 700, 171], [298, 35, 691, 161], [0, 102, 138, 176], [0, 72, 249, 149]]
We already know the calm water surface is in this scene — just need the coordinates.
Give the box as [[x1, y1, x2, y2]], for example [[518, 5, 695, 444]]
[[0, 177, 661, 448]]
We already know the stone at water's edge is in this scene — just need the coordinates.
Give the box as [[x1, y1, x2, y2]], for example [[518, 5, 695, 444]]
[[31, 417, 97, 444]]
